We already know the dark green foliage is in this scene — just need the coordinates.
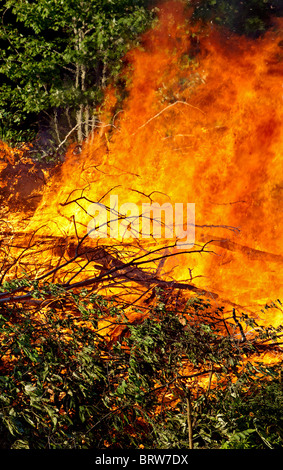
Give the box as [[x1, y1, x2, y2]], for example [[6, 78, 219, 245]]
[[216, 378, 283, 448], [0, 0, 154, 147], [190, 0, 283, 36]]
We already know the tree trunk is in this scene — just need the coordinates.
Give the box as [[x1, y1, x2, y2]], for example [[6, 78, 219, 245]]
[[53, 108, 61, 146], [74, 22, 83, 143], [81, 64, 89, 139], [76, 69, 83, 143]]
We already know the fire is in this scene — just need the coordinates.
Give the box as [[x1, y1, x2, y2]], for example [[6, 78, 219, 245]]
[[1, 1, 283, 334]]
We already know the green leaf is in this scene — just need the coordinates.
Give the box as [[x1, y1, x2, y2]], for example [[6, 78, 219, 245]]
[[11, 439, 30, 449], [24, 384, 37, 395]]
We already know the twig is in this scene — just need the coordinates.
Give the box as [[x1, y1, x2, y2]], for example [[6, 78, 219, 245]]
[[132, 100, 205, 136], [55, 120, 113, 151], [205, 366, 214, 400], [186, 391, 194, 450], [232, 308, 246, 343]]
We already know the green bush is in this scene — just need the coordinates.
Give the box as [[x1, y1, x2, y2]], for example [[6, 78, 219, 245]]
[[0, 286, 282, 449]]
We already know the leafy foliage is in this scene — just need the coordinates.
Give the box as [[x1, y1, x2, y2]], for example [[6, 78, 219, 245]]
[[190, 0, 283, 36], [0, 281, 282, 449], [0, 0, 154, 146]]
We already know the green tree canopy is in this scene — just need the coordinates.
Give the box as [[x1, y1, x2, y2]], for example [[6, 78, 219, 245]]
[[0, 0, 154, 148]]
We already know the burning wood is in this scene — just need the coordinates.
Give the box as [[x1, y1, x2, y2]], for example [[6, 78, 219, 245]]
[[0, 233, 217, 305], [199, 234, 283, 264]]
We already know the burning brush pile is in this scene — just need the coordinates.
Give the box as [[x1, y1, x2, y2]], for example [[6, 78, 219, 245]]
[[0, 0, 282, 450]]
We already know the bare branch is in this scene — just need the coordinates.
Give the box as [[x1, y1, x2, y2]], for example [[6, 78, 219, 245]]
[[132, 100, 205, 135]]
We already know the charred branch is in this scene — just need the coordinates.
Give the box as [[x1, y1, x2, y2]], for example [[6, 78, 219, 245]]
[[0, 239, 217, 305], [232, 308, 247, 343], [199, 234, 283, 264]]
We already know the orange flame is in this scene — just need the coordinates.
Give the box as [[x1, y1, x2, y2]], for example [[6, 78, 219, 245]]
[[3, 1, 283, 333]]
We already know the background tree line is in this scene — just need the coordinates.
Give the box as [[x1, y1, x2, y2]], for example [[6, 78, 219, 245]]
[[0, 0, 282, 156], [0, 0, 155, 153]]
